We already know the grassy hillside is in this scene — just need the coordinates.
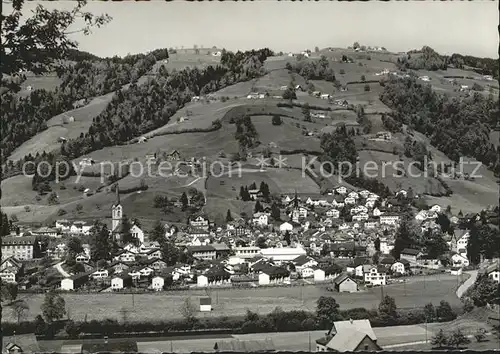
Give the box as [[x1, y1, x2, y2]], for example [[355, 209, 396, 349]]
[[3, 47, 498, 225]]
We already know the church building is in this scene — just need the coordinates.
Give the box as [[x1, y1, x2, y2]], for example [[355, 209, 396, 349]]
[[110, 185, 145, 244]]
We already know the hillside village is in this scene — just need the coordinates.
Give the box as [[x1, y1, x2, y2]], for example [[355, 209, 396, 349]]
[[1, 1, 499, 351], [2, 180, 498, 293]]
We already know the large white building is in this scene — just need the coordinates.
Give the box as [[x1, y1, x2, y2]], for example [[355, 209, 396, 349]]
[[260, 247, 306, 262]]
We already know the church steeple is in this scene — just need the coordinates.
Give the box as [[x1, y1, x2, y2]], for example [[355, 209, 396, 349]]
[[115, 183, 120, 206], [293, 189, 299, 208], [112, 183, 123, 232]]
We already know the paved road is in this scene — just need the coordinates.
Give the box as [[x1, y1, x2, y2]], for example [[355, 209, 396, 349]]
[[56, 324, 437, 353], [54, 262, 71, 278], [456, 270, 478, 298]]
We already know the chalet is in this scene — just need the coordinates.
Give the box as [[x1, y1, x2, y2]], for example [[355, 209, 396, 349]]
[[2, 334, 40, 354], [146, 249, 163, 260], [336, 186, 347, 195], [352, 213, 369, 222], [333, 274, 358, 292], [165, 150, 181, 161], [320, 93, 331, 100], [75, 253, 90, 263], [60, 273, 90, 291], [379, 214, 400, 226], [279, 222, 293, 232], [90, 269, 109, 280], [0, 267, 18, 284], [451, 253, 469, 267], [344, 197, 356, 205], [109, 261, 130, 274], [111, 274, 133, 290], [400, 248, 423, 264], [151, 275, 171, 291], [391, 260, 410, 275], [189, 215, 210, 230], [363, 266, 387, 286], [373, 132, 391, 142], [70, 222, 92, 235], [487, 264, 500, 283], [253, 212, 269, 227], [316, 319, 380, 352], [293, 255, 318, 273], [326, 209, 340, 219], [113, 251, 137, 263]]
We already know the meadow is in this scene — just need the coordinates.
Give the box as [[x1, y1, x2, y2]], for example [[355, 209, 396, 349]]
[[4, 274, 465, 323]]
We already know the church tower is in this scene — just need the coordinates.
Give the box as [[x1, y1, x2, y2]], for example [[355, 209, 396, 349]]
[[111, 184, 123, 232]]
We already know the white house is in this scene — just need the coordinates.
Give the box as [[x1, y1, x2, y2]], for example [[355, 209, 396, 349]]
[[253, 212, 269, 227], [314, 269, 326, 282], [359, 190, 370, 198], [69, 222, 92, 235], [373, 208, 382, 217], [487, 265, 500, 283], [111, 275, 132, 290], [451, 253, 469, 267], [451, 267, 463, 276], [352, 213, 369, 221], [113, 251, 136, 263], [326, 209, 340, 219], [350, 206, 368, 215], [380, 214, 400, 225], [429, 204, 442, 213], [364, 266, 387, 286], [336, 187, 347, 195], [130, 225, 145, 244], [197, 275, 209, 287], [279, 222, 293, 232], [152, 276, 168, 291], [344, 197, 356, 205], [391, 261, 407, 275], [348, 192, 359, 199], [380, 240, 394, 256]]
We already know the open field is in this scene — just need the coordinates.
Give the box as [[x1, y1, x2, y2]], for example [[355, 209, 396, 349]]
[[8, 92, 114, 162], [4, 274, 465, 323], [18, 75, 62, 97], [149, 49, 221, 72], [251, 116, 322, 152], [0, 175, 104, 207]]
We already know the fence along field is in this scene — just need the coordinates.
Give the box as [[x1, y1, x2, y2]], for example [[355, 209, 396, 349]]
[[4, 274, 464, 323]]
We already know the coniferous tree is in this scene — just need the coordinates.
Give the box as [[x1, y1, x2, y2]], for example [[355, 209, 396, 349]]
[[226, 209, 233, 222]]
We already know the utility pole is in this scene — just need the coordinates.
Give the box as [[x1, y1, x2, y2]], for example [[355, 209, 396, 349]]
[[404, 279, 406, 297], [425, 317, 428, 343], [170, 341, 173, 353], [308, 332, 311, 351]]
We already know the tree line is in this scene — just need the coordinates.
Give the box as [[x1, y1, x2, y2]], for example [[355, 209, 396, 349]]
[[380, 75, 499, 175], [61, 48, 273, 159]]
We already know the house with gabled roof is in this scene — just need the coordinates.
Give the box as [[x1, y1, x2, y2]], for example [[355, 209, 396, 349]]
[[333, 274, 358, 292], [316, 319, 380, 352], [2, 333, 40, 354]]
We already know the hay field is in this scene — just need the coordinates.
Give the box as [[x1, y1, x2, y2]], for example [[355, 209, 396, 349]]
[[4, 274, 464, 323]]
